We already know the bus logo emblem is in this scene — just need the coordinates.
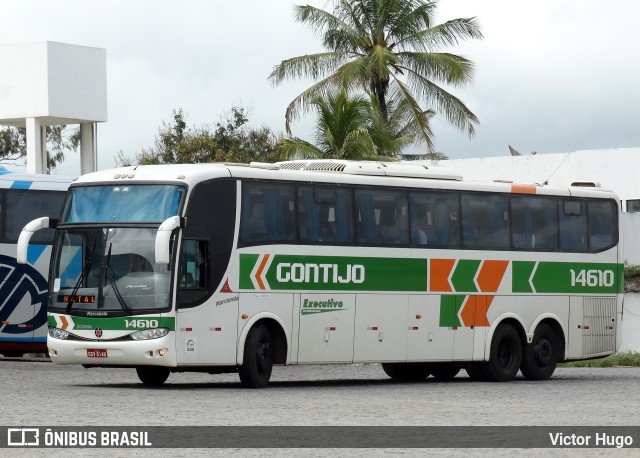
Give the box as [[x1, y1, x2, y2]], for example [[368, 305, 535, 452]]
[[95, 328, 103, 338], [0, 255, 48, 335]]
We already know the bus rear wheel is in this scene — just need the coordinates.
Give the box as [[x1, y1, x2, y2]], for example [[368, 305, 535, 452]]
[[520, 323, 558, 380], [382, 363, 430, 381], [482, 324, 522, 382], [239, 324, 273, 388], [136, 367, 170, 386]]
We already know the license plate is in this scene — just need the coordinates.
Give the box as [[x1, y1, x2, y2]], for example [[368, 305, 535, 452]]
[[87, 349, 108, 358]]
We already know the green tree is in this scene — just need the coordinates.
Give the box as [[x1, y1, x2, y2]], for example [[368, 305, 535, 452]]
[[120, 107, 282, 166], [0, 125, 80, 171], [279, 89, 411, 160], [269, 0, 482, 153]]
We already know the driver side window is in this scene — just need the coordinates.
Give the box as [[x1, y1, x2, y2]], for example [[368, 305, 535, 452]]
[[178, 239, 208, 306]]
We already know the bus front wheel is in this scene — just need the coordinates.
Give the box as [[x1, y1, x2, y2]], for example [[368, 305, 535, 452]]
[[520, 323, 558, 380], [136, 367, 170, 386], [482, 324, 522, 382], [239, 324, 273, 388]]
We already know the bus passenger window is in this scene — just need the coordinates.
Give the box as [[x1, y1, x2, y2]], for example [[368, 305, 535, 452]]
[[355, 189, 408, 245], [409, 191, 459, 248], [559, 200, 587, 252], [240, 183, 296, 244], [511, 196, 558, 251], [461, 193, 509, 250], [298, 186, 353, 244], [588, 200, 616, 252]]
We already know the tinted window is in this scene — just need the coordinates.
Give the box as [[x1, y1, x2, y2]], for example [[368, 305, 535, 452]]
[[298, 186, 353, 243], [559, 199, 587, 251], [355, 189, 408, 245], [4, 189, 66, 243], [461, 193, 509, 249], [588, 200, 617, 252], [180, 179, 236, 308], [511, 196, 558, 251], [409, 191, 460, 247], [240, 182, 296, 244], [62, 185, 184, 223]]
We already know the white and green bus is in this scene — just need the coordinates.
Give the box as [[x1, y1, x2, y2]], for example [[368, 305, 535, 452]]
[[17, 160, 623, 387]]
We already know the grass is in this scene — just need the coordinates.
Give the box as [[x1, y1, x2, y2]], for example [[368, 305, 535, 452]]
[[559, 351, 640, 368], [625, 263, 640, 279]]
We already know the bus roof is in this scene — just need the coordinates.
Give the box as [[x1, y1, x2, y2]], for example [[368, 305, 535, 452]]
[[72, 161, 618, 200], [0, 170, 73, 190]]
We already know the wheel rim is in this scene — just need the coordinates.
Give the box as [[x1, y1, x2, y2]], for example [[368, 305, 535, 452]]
[[497, 337, 515, 369], [256, 337, 271, 375], [534, 337, 553, 366]]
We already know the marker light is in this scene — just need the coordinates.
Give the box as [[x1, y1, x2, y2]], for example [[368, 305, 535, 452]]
[[130, 328, 169, 341], [49, 328, 70, 340]]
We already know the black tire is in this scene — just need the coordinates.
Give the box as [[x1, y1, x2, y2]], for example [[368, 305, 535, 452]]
[[136, 367, 170, 386], [429, 364, 460, 380], [1, 352, 24, 358], [239, 324, 273, 388], [520, 323, 558, 380], [482, 324, 522, 382], [381, 363, 430, 381], [465, 364, 487, 381]]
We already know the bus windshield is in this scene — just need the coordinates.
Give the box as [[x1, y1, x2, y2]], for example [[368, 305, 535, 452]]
[[50, 227, 173, 313], [61, 185, 184, 223]]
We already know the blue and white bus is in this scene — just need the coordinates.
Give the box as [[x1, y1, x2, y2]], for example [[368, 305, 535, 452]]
[[0, 167, 71, 356]]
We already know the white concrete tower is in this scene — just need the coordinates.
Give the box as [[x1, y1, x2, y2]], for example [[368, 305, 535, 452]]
[[0, 41, 107, 174]]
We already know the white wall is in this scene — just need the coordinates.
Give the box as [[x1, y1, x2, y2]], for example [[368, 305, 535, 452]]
[[620, 294, 640, 352], [440, 147, 640, 205], [622, 213, 640, 265]]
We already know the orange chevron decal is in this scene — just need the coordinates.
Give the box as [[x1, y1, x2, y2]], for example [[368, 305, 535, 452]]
[[476, 260, 509, 292], [59, 315, 69, 330], [255, 254, 271, 290], [430, 259, 455, 292], [460, 295, 492, 327]]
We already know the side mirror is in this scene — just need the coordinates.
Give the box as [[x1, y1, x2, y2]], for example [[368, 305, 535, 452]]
[[17, 217, 55, 264], [155, 216, 183, 265]]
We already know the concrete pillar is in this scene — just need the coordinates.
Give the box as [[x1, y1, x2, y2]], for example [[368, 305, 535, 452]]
[[26, 117, 47, 174], [80, 122, 97, 174]]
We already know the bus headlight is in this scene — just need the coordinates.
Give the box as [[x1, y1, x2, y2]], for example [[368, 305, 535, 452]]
[[49, 328, 70, 340], [130, 328, 169, 341]]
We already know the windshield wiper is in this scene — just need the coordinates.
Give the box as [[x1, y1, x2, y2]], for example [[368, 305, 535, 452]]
[[102, 243, 132, 313], [66, 239, 97, 313]]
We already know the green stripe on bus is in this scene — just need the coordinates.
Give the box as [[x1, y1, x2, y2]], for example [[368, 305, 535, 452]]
[[48, 315, 176, 331], [512, 261, 623, 294], [240, 254, 427, 292]]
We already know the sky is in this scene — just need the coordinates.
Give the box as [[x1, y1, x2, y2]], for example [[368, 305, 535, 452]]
[[2, 0, 640, 175]]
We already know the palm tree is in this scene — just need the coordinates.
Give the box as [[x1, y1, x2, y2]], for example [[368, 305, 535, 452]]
[[278, 89, 410, 160], [269, 0, 482, 154]]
